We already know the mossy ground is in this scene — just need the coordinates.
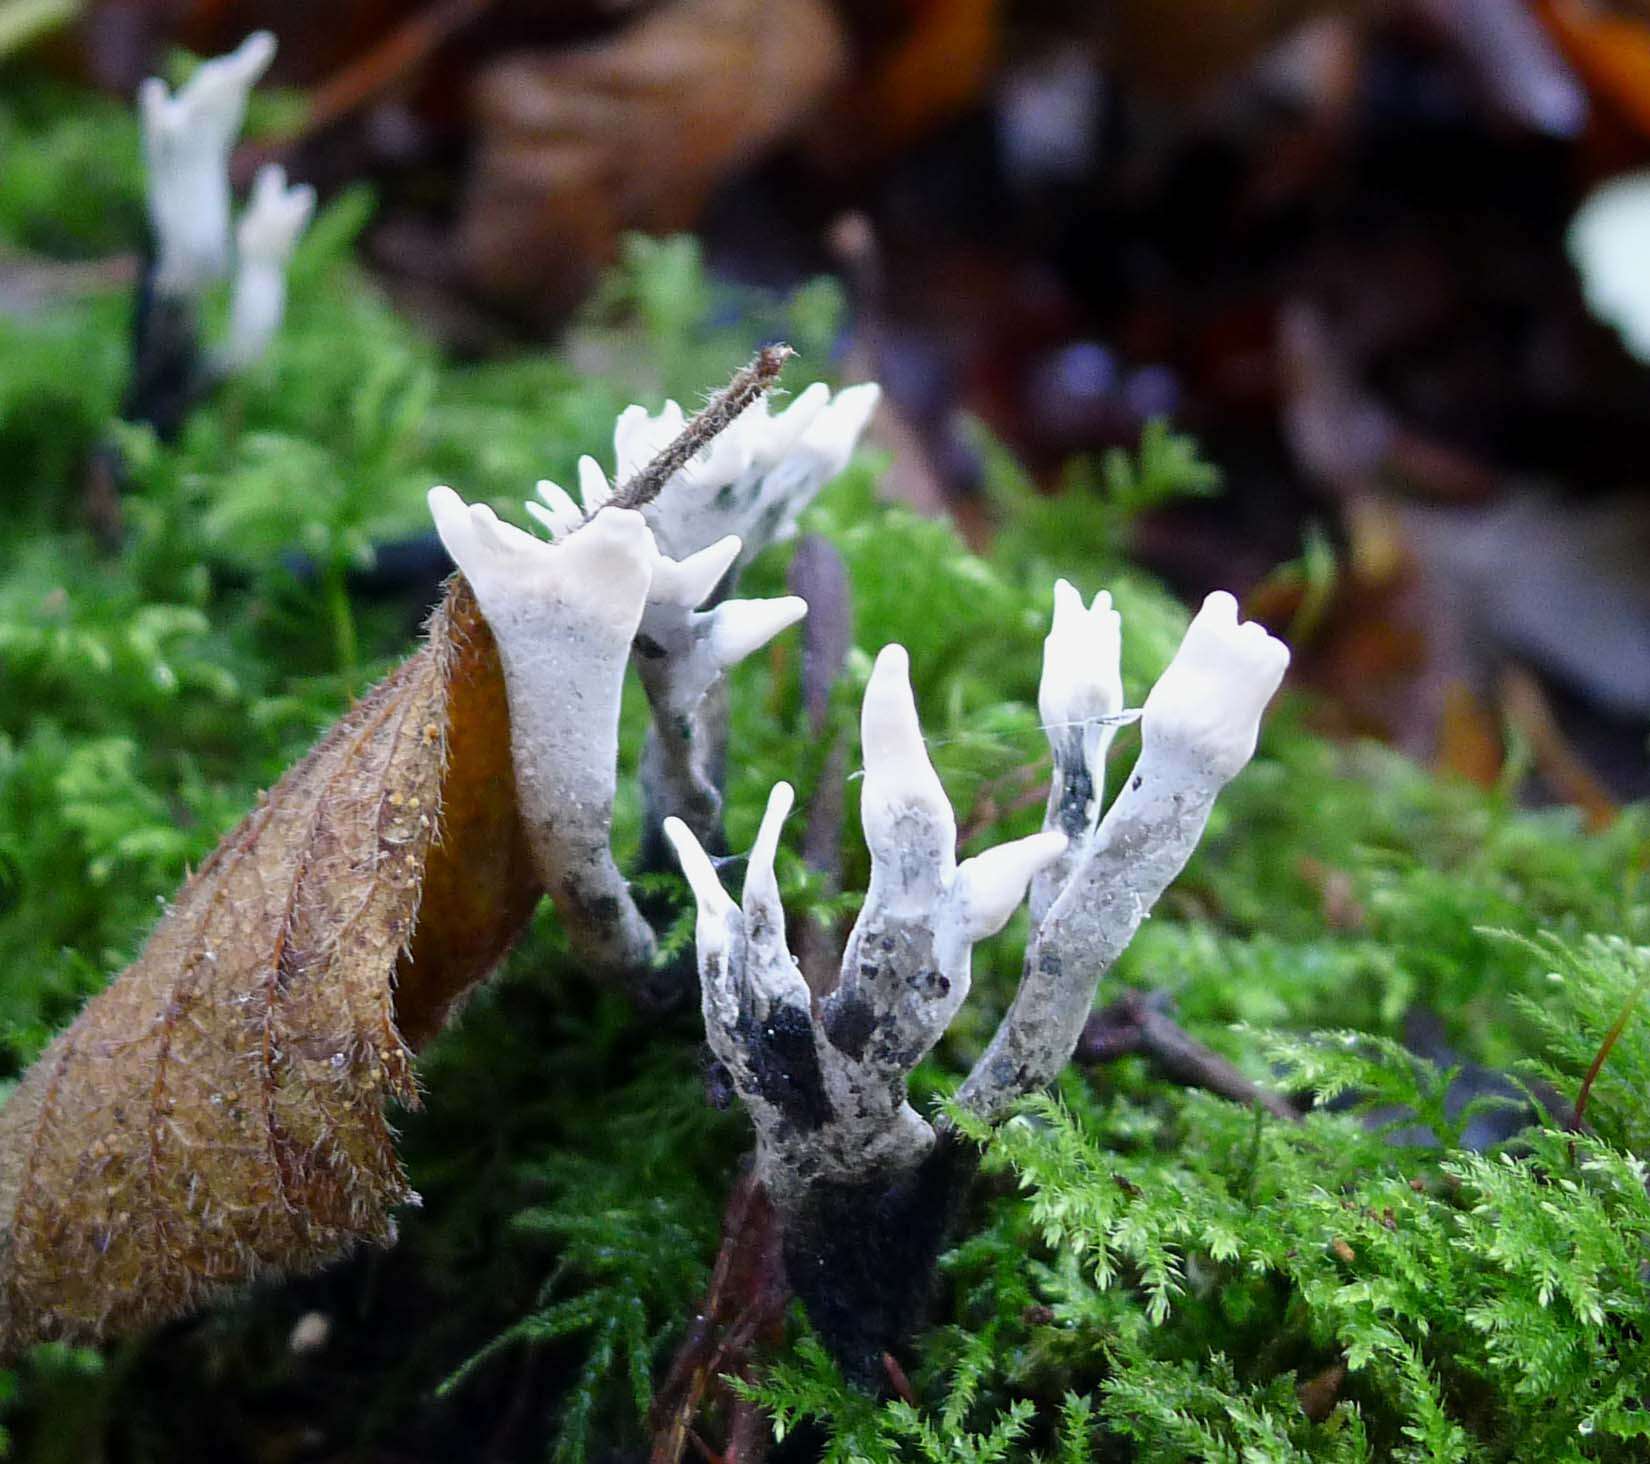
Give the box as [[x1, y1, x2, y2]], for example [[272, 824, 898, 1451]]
[[3, 74, 1650, 1464]]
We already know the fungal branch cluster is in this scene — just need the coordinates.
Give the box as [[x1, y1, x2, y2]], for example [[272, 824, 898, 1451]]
[[426, 375, 882, 996], [427, 364, 1288, 1368], [130, 32, 314, 432], [664, 580, 1287, 1341]]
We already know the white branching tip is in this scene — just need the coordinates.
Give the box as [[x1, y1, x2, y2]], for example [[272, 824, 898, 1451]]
[[706, 596, 808, 670], [601, 382, 880, 569], [428, 487, 655, 636], [140, 30, 278, 297], [614, 400, 689, 484], [860, 644, 955, 897], [1569, 173, 1650, 365], [649, 535, 742, 609], [743, 781, 795, 950], [222, 164, 314, 372], [525, 480, 582, 541], [237, 163, 314, 265], [664, 816, 741, 998], [952, 831, 1069, 942], [577, 455, 613, 515], [1039, 578, 1124, 759], [1141, 590, 1290, 781], [664, 816, 735, 920], [794, 381, 881, 482]]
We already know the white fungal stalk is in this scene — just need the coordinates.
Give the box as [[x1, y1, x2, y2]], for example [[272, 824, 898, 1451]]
[[1032, 579, 1126, 922], [634, 537, 807, 847], [956, 590, 1289, 1119], [666, 646, 1065, 1209], [428, 486, 659, 977], [139, 31, 277, 299], [527, 473, 812, 852], [574, 382, 880, 857], [222, 165, 316, 373]]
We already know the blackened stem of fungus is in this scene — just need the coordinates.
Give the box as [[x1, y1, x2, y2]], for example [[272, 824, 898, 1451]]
[[604, 344, 796, 513]]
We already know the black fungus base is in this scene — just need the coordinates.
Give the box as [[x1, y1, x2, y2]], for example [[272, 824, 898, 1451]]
[[781, 1131, 976, 1387], [122, 253, 206, 440]]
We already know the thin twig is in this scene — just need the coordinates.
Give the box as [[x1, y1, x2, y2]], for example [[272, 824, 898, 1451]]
[[235, 0, 495, 169], [1077, 990, 1301, 1122], [649, 1171, 788, 1464], [607, 345, 795, 514]]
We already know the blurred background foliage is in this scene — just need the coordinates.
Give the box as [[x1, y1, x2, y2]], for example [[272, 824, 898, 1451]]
[[5, 4, 1650, 1461]]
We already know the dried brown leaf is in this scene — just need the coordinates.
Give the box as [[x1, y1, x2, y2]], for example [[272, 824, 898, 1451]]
[[456, 0, 848, 311], [0, 577, 539, 1353]]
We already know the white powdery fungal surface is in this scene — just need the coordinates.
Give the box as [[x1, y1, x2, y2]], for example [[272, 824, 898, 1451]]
[[592, 382, 882, 575], [957, 589, 1289, 1119], [140, 31, 276, 299], [1033, 578, 1126, 923], [429, 486, 659, 975], [223, 165, 316, 372], [565, 381, 879, 852]]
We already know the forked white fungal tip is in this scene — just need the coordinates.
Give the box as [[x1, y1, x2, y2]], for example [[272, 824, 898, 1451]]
[[1142, 590, 1290, 778], [429, 486, 656, 635], [801, 382, 881, 470], [706, 596, 807, 669], [427, 485, 470, 558], [141, 31, 281, 296], [765, 382, 830, 451], [225, 29, 278, 81], [567, 503, 653, 563], [577, 455, 612, 513], [664, 816, 735, 919], [141, 31, 276, 141], [430, 487, 545, 577], [650, 535, 742, 609], [465, 502, 507, 552], [528, 479, 582, 540], [1039, 578, 1124, 737], [237, 164, 314, 264], [1570, 173, 1650, 365], [614, 400, 688, 482], [464, 502, 540, 557], [743, 781, 795, 920], [953, 831, 1069, 941]]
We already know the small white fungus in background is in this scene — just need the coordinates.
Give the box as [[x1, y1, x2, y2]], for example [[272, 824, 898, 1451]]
[[1569, 172, 1650, 366]]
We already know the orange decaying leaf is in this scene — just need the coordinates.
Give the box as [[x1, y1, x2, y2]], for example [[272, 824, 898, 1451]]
[[0, 577, 540, 1354], [392, 581, 540, 1049]]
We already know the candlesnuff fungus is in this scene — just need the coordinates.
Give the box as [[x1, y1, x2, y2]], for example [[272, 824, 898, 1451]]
[[426, 375, 881, 991], [0, 364, 878, 1354], [128, 33, 315, 435], [139, 30, 277, 299], [666, 585, 1288, 1375]]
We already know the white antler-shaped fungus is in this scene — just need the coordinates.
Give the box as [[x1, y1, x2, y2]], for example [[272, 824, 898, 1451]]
[[139, 31, 276, 299]]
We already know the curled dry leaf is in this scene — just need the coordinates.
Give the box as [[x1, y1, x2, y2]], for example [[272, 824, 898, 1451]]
[[0, 578, 541, 1353]]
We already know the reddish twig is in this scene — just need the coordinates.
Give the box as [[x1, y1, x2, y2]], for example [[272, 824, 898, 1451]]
[[1078, 990, 1301, 1122], [650, 1170, 789, 1464], [609, 346, 794, 514], [246, 0, 494, 161], [1573, 978, 1650, 1131]]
